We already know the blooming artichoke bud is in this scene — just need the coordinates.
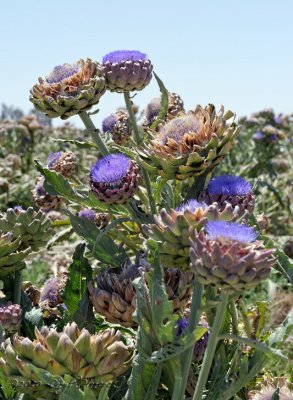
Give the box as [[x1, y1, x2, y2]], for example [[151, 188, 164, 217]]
[[143, 92, 185, 126], [40, 275, 67, 308], [0, 232, 30, 276], [249, 383, 293, 400], [143, 200, 235, 270], [90, 154, 141, 204], [78, 208, 110, 229], [0, 302, 22, 334], [101, 50, 153, 92], [30, 59, 106, 119], [0, 206, 53, 252], [139, 104, 240, 180], [176, 317, 209, 362], [0, 323, 133, 395], [199, 175, 255, 220], [88, 260, 193, 327], [47, 151, 78, 177], [190, 221, 276, 293], [32, 176, 63, 211], [102, 110, 131, 145]]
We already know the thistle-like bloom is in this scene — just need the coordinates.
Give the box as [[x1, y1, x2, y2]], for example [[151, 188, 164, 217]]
[[32, 176, 63, 211], [90, 154, 141, 204], [0, 323, 133, 395], [253, 125, 285, 143], [190, 221, 276, 293], [102, 110, 131, 145], [78, 208, 110, 229], [139, 104, 240, 180], [30, 59, 106, 119], [199, 175, 255, 219], [143, 92, 185, 126], [250, 383, 293, 400], [40, 276, 66, 308], [0, 302, 22, 333], [101, 50, 153, 92], [47, 151, 77, 177], [88, 260, 193, 327]]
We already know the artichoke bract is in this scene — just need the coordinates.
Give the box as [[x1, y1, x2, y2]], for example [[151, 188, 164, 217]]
[[143, 199, 236, 270], [0, 323, 133, 397], [90, 154, 141, 204], [47, 151, 78, 177], [0, 206, 52, 251], [199, 175, 255, 220], [139, 104, 240, 180], [88, 260, 193, 327], [143, 92, 185, 127], [0, 302, 22, 334], [101, 50, 153, 92], [190, 221, 276, 293], [30, 59, 106, 119], [0, 232, 30, 276], [32, 176, 64, 211], [102, 110, 131, 145]]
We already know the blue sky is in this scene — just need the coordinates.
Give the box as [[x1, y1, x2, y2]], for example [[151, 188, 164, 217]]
[[0, 0, 292, 128]]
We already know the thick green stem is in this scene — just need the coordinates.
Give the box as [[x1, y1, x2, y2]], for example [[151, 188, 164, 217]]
[[13, 270, 22, 305], [140, 163, 157, 215], [192, 293, 229, 400], [123, 92, 141, 145], [172, 280, 203, 400], [229, 299, 239, 335], [79, 111, 109, 156]]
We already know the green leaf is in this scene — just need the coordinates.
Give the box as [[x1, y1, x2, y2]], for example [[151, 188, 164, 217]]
[[0, 370, 15, 399], [23, 307, 44, 335], [59, 385, 97, 400], [150, 73, 169, 131], [269, 311, 293, 346], [254, 301, 269, 339], [54, 138, 99, 150]]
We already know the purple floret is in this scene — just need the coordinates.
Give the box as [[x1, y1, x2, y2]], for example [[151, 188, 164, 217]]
[[253, 131, 265, 140], [40, 277, 62, 305], [102, 50, 148, 64], [47, 151, 62, 168], [102, 114, 118, 133], [206, 221, 258, 243], [79, 208, 96, 221], [13, 205, 24, 213], [90, 154, 131, 184], [176, 199, 207, 212], [46, 64, 79, 84], [207, 175, 252, 196], [177, 317, 189, 336], [160, 115, 200, 144]]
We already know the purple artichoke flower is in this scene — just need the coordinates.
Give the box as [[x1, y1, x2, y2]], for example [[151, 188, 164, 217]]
[[190, 221, 276, 293], [101, 50, 153, 92], [176, 199, 207, 213], [78, 208, 96, 221], [47, 151, 77, 177], [47, 151, 62, 168], [78, 208, 110, 229], [207, 175, 252, 196], [176, 317, 209, 361], [102, 111, 131, 145], [102, 114, 118, 133], [0, 302, 22, 333], [46, 64, 80, 84], [177, 317, 189, 336], [159, 115, 200, 145], [253, 131, 265, 140], [90, 154, 141, 204], [40, 277, 65, 308]]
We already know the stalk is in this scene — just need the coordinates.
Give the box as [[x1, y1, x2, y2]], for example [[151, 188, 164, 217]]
[[171, 280, 203, 400], [79, 111, 109, 156], [229, 299, 239, 335], [238, 299, 253, 338], [13, 270, 22, 305], [192, 293, 229, 400]]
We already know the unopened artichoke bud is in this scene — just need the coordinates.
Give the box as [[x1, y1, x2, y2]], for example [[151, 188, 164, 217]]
[[176, 317, 209, 362], [190, 221, 276, 294], [102, 110, 131, 145], [30, 59, 106, 119], [88, 260, 193, 327], [0, 323, 133, 395], [139, 105, 240, 180], [90, 154, 141, 204], [47, 151, 78, 177], [78, 208, 110, 229], [0, 232, 29, 276], [0, 302, 22, 334], [0, 206, 53, 251], [101, 50, 153, 92], [144, 92, 185, 126], [199, 175, 255, 220], [143, 200, 235, 269], [249, 382, 293, 400], [32, 176, 63, 211], [18, 114, 43, 132]]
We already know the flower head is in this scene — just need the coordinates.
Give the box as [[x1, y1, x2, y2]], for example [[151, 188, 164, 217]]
[[207, 175, 252, 196], [90, 154, 131, 185], [206, 221, 258, 243], [47, 151, 62, 168], [78, 208, 96, 221], [253, 131, 265, 140], [102, 50, 147, 64], [46, 64, 80, 84], [177, 317, 189, 336], [176, 199, 207, 213], [102, 114, 118, 133], [159, 115, 200, 145]]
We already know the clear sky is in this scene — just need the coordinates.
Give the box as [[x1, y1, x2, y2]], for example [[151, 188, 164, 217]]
[[0, 0, 292, 128]]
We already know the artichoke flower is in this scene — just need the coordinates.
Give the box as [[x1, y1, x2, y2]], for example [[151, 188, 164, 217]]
[[101, 50, 153, 92], [47, 151, 78, 177], [0, 232, 30, 276], [190, 221, 276, 293], [30, 59, 106, 119], [143, 199, 236, 270], [249, 383, 293, 400], [177, 317, 209, 362], [90, 154, 141, 204], [143, 92, 185, 127], [0, 302, 22, 334], [102, 110, 131, 145], [0, 206, 53, 251], [88, 260, 193, 327], [0, 323, 133, 398], [32, 176, 64, 211], [79, 208, 110, 229], [199, 175, 255, 220], [139, 104, 240, 180]]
